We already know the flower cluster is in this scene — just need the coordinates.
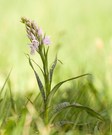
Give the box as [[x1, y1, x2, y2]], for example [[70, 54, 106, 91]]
[[21, 17, 51, 54]]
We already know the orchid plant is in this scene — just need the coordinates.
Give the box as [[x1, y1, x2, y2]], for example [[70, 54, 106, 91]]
[[21, 17, 104, 128]]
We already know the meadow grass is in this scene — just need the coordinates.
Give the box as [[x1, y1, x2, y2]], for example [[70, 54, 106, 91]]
[[0, 66, 111, 135]]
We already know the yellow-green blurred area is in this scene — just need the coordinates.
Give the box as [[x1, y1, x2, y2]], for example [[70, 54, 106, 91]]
[[0, 0, 112, 94]]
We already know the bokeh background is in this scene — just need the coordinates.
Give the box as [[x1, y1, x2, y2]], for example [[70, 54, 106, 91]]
[[0, 0, 112, 97]]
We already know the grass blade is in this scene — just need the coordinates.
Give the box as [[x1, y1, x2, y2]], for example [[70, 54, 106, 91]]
[[8, 80, 15, 112], [12, 108, 27, 135], [47, 73, 90, 104], [0, 68, 12, 97], [0, 89, 11, 128], [53, 120, 74, 127]]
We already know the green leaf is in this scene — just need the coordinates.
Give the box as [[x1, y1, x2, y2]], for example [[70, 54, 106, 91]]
[[8, 80, 15, 112], [12, 108, 27, 135], [45, 46, 49, 58], [50, 102, 104, 123], [0, 98, 3, 103], [4, 119, 16, 135], [49, 55, 57, 84], [53, 120, 74, 127], [72, 103, 104, 121], [31, 59, 44, 75], [0, 68, 12, 97], [28, 55, 46, 104], [33, 93, 40, 104], [47, 73, 90, 104], [25, 53, 44, 76], [0, 90, 11, 127]]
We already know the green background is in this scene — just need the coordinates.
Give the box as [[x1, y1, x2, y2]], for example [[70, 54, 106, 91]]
[[0, 0, 112, 95]]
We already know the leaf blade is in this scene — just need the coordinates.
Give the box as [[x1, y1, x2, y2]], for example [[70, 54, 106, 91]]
[[0, 68, 12, 97], [49, 55, 57, 84], [50, 102, 104, 123], [47, 73, 91, 104], [28, 55, 46, 104]]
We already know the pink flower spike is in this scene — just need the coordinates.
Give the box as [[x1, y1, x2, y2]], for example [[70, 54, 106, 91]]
[[31, 21, 38, 31], [43, 36, 51, 45], [27, 33, 35, 40], [30, 33, 36, 40]]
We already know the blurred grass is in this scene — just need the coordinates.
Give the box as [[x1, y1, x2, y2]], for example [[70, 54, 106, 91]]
[[0, 69, 111, 134], [0, 0, 112, 96]]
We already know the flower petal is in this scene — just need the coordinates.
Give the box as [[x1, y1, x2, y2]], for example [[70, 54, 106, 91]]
[[43, 36, 51, 45]]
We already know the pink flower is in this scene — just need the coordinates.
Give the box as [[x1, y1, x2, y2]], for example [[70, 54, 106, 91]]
[[29, 39, 39, 55], [43, 36, 51, 45], [30, 45, 35, 55], [32, 40, 39, 49]]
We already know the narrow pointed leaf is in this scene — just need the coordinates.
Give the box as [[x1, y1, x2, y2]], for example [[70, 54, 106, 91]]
[[72, 103, 104, 121], [53, 120, 74, 127], [45, 46, 49, 58], [28, 56, 46, 103], [0, 90, 11, 127], [54, 121, 91, 128], [8, 80, 16, 112], [50, 102, 104, 123], [31, 59, 44, 75], [57, 59, 63, 64], [49, 55, 57, 83], [25, 53, 44, 76], [0, 68, 12, 97], [47, 74, 90, 103]]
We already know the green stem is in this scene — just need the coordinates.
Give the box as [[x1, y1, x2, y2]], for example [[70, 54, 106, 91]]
[[39, 46, 50, 95], [39, 46, 50, 124]]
